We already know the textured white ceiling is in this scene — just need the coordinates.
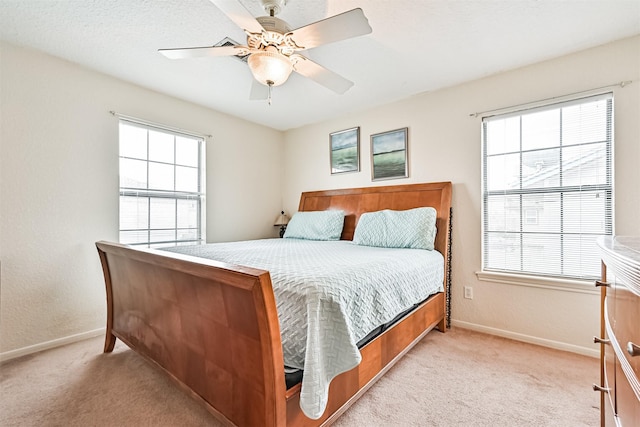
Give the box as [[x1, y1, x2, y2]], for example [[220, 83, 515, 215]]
[[1, 0, 639, 130]]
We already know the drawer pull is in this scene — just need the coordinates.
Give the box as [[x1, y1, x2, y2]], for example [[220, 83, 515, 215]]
[[593, 336, 610, 344], [595, 280, 610, 288], [627, 342, 640, 357], [592, 384, 610, 393]]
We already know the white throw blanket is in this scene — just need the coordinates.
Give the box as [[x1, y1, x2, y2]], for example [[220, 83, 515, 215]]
[[164, 239, 444, 419]]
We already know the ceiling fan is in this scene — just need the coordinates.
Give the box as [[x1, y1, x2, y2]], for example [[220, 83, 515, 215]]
[[159, 0, 372, 102]]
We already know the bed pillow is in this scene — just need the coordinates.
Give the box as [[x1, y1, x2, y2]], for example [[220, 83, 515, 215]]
[[283, 210, 345, 241], [352, 207, 437, 250]]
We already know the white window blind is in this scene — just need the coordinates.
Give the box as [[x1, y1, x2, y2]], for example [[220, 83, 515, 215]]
[[482, 93, 613, 280], [118, 119, 205, 247]]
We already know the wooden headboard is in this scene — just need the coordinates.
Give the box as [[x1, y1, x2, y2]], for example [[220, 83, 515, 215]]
[[298, 182, 452, 258]]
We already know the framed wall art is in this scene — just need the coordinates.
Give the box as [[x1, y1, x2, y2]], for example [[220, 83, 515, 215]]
[[330, 127, 360, 174], [371, 127, 408, 181]]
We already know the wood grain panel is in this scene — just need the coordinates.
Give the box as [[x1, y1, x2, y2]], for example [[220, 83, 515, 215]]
[[614, 284, 640, 386], [615, 360, 640, 427], [97, 242, 286, 427], [610, 280, 640, 426]]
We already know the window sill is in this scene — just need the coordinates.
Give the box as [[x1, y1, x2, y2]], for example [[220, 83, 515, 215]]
[[475, 271, 599, 294]]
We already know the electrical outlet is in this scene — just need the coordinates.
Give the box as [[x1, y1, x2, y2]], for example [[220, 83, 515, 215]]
[[464, 286, 473, 299]]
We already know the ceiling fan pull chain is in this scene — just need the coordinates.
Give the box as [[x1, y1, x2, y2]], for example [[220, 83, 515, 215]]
[[267, 81, 273, 105]]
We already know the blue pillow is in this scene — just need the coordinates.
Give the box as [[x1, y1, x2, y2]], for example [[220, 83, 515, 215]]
[[283, 210, 345, 241], [352, 207, 437, 250]]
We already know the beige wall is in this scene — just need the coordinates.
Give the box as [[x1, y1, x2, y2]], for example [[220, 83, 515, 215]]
[[283, 36, 640, 356], [0, 42, 284, 357], [2, 35, 638, 360]]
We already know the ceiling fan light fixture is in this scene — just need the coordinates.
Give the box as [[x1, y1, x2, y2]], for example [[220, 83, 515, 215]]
[[247, 49, 293, 87]]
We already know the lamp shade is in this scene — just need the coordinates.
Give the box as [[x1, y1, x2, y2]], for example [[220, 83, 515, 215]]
[[248, 49, 293, 87], [274, 211, 289, 226]]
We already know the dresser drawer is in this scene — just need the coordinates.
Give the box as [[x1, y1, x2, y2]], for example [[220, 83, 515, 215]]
[[603, 340, 618, 426], [606, 299, 640, 424], [612, 284, 640, 427], [605, 290, 640, 427], [603, 301, 618, 427], [612, 282, 640, 384], [615, 361, 640, 427]]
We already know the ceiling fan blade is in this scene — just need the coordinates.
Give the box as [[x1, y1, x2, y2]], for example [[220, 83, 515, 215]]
[[158, 45, 249, 59], [209, 0, 264, 34], [292, 55, 354, 95], [249, 79, 269, 100], [289, 8, 372, 50]]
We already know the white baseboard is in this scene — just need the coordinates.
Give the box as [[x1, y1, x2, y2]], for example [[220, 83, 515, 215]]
[[0, 322, 600, 362], [0, 328, 105, 363], [451, 320, 599, 358]]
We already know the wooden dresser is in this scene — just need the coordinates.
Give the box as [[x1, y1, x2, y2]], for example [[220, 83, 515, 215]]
[[595, 236, 640, 426]]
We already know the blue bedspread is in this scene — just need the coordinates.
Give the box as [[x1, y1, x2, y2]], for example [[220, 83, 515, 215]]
[[165, 238, 443, 419]]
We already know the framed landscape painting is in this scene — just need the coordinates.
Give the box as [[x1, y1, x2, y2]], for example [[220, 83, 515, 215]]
[[330, 127, 360, 174], [371, 127, 408, 181]]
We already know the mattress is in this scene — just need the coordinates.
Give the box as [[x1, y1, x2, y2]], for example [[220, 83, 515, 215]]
[[283, 301, 420, 389], [164, 238, 444, 419]]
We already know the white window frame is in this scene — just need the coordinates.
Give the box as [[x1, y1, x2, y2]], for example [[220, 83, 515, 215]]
[[118, 119, 206, 248], [480, 93, 613, 283]]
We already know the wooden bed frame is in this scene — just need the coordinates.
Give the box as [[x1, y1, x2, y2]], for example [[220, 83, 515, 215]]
[[96, 181, 452, 426]]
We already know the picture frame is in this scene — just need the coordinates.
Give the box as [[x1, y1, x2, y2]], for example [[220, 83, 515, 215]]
[[330, 127, 360, 174], [371, 127, 409, 181]]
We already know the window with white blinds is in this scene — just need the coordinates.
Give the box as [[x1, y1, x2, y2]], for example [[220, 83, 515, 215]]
[[119, 120, 205, 248], [482, 93, 613, 280]]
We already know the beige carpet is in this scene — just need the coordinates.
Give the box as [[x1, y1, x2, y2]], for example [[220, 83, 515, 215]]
[[0, 328, 599, 426]]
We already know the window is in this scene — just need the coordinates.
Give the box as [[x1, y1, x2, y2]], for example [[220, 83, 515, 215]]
[[482, 93, 613, 280], [119, 119, 205, 247]]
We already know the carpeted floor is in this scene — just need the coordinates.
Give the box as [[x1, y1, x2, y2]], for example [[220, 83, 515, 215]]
[[0, 327, 599, 426]]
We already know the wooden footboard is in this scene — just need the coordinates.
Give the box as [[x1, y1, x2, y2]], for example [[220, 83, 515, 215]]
[[96, 241, 287, 426]]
